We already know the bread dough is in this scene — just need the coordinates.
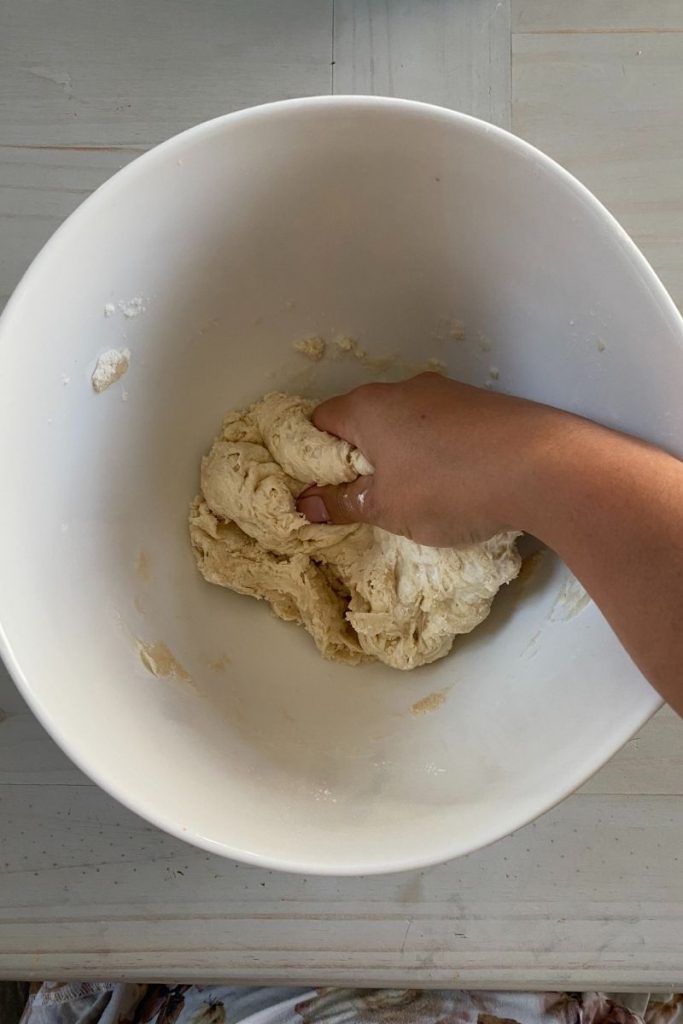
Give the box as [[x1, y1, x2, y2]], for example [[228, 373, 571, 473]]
[[190, 392, 521, 670]]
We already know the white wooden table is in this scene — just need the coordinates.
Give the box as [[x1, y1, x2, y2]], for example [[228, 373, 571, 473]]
[[1, 0, 683, 990]]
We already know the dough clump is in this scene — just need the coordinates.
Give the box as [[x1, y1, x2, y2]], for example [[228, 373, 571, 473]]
[[190, 392, 521, 670]]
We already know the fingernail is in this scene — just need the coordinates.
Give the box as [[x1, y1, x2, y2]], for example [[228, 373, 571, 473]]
[[297, 495, 329, 523]]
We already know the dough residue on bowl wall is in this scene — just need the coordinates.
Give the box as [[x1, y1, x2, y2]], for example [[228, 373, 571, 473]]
[[119, 296, 147, 318], [208, 655, 231, 671], [138, 639, 190, 681], [135, 548, 152, 582], [549, 573, 591, 622], [292, 336, 326, 361], [91, 348, 130, 393], [411, 690, 447, 716], [290, 332, 451, 378]]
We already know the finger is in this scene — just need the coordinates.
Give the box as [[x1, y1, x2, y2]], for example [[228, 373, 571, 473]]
[[311, 392, 364, 449], [296, 476, 375, 526]]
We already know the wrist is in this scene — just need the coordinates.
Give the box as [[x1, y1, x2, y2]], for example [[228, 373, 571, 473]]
[[504, 408, 609, 543]]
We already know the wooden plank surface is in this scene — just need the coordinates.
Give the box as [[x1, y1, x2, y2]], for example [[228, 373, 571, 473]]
[[1, 0, 683, 989], [334, 0, 511, 128], [0, 0, 332, 147], [512, 28, 683, 311], [513, 1, 683, 34], [0, 0, 333, 306], [0, 147, 131, 307], [1, 656, 682, 988]]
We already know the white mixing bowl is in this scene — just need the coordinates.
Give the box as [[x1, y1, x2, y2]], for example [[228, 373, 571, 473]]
[[0, 97, 679, 875]]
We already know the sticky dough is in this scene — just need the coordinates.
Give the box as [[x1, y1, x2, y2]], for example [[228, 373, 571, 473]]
[[190, 392, 521, 670]]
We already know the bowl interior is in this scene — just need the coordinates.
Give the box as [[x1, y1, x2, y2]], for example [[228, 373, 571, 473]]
[[0, 99, 674, 873]]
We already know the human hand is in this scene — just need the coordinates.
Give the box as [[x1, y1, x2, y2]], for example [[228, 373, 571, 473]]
[[296, 373, 577, 546], [298, 372, 683, 714]]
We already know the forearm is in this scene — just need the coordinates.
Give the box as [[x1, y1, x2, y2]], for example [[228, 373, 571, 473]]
[[516, 419, 683, 714]]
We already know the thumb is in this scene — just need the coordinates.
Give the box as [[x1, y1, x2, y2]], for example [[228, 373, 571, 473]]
[[296, 476, 375, 526]]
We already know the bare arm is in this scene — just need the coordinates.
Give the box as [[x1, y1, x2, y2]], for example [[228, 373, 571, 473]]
[[297, 373, 683, 714]]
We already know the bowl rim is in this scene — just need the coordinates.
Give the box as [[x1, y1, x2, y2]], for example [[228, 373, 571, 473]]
[[0, 95, 672, 875]]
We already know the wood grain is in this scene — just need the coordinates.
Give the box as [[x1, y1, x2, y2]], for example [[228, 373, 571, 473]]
[[2, 0, 683, 989], [0, 146, 134, 306], [334, 0, 511, 128], [512, 1, 683, 34], [512, 30, 683, 311], [2, 660, 682, 987], [0, 0, 333, 303], [0, 0, 333, 148]]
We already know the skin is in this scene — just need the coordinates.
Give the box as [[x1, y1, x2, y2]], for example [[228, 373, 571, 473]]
[[296, 373, 683, 715]]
